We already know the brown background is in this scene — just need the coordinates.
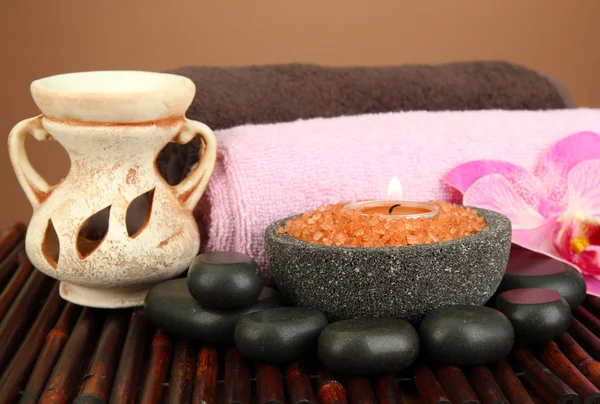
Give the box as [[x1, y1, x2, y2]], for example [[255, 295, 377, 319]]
[[1, 0, 600, 230]]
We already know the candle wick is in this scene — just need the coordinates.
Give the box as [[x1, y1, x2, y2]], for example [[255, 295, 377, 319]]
[[389, 204, 402, 214]]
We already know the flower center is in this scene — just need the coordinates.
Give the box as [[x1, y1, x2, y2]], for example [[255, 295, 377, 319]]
[[571, 235, 590, 254], [567, 210, 600, 255]]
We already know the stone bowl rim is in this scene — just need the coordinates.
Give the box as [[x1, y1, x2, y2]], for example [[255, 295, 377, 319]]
[[265, 206, 510, 253]]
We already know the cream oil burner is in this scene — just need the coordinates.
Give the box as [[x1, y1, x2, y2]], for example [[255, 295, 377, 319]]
[[8, 71, 217, 308]]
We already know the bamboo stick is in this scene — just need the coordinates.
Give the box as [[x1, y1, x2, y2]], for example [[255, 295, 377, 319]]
[[558, 332, 600, 388], [413, 365, 450, 404], [540, 341, 600, 403], [0, 268, 53, 369], [285, 361, 316, 404], [0, 282, 64, 404], [512, 347, 580, 404], [468, 365, 509, 404], [0, 222, 26, 263], [0, 239, 25, 292], [223, 347, 251, 404], [491, 359, 534, 404], [38, 308, 103, 404], [374, 374, 404, 404], [317, 367, 347, 404], [570, 317, 600, 361], [346, 376, 376, 404], [19, 302, 81, 404], [255, 361, 286, 404], [191, 345, 218, 404], [110, 310, 149, 404], [0, 252, 33, 319], [74, 311, 129, 404], [138, 328, 175, 404], [576, 306, 600, 336], [167, 338, 197, 404]]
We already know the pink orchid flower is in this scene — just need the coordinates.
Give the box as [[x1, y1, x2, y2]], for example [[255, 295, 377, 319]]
[[445, 132, 600, 295]]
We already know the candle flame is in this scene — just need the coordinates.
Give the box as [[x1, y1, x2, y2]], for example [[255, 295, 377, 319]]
[[387, 177, 403, 200]]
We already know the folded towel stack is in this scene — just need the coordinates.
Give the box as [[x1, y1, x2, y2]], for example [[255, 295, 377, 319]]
[[147, 61, 579, 280], [195, 109, 600, 280], [156, 61, 574, 185]]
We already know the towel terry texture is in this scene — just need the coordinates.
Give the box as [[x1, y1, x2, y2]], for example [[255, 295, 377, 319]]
[[195, 109, 600, 281], [156, 61, 574, 185]]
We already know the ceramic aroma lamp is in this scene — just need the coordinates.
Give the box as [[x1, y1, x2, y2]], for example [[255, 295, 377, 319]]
[[8, 71, 217, 308], [265, 178, 513, 322]]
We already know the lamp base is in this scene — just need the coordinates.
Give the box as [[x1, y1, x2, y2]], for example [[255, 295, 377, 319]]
[[59, 281, 153, 308]]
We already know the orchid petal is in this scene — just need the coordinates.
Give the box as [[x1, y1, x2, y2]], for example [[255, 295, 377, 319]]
[[576, 247, 600, 275], [512, 219, 562, 259], [583, 275, 600, 297], [525, 132, 600, 215], [445, 160, 534, 194], [566, 159, 600, 217], [463, 174, 546, 230], [586, 221, 600, 246], [538, 132, 600, 178]]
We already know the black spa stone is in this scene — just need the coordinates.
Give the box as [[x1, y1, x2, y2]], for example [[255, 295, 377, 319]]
[[494, 287, 571, 346], [187, 251, 263, 309], [265, 208, 512, 322], [235, 307, 329, 363], [317, 317, 420, 375], [419, 306, 515, 366], [144, 279, 283, 344], [498, 248, 587, 308]]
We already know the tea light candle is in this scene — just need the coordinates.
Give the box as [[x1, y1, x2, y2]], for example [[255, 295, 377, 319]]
[[344, 177, 439, 219]]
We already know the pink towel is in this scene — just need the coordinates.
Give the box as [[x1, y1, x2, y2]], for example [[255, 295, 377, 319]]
[[194, 109, 600, 280]]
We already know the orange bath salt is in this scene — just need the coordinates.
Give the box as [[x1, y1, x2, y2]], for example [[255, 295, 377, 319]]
[[278, 201, 486, 248]]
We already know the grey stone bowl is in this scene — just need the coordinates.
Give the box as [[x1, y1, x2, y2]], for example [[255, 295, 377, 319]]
[[265, 207, 512, 323]]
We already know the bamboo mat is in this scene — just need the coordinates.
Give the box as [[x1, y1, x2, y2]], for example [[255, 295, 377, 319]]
[[2, 223, 600, 403]]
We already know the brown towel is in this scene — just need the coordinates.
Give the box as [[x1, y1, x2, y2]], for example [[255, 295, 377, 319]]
[[157, 61, 574, 185]]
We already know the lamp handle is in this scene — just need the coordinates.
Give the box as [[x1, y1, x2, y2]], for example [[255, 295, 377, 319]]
[[171, 119, 218, 211], [8, 116, 55, 210]]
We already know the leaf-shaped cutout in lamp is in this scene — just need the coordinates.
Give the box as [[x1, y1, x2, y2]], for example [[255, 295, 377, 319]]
[[77, 205, 111, 259], [42, 219, 60, 268], [127, 188, 155, 238]]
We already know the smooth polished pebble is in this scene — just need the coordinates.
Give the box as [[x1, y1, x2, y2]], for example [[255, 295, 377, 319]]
[[235, 307, 328, 363], [498, 248, 586, 308], [187, 251, 264, 309], [318, 317, 419, 375], [419, 305, 515, 366], [144, 278, 282, 344], [494, 287, 571, 346]]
